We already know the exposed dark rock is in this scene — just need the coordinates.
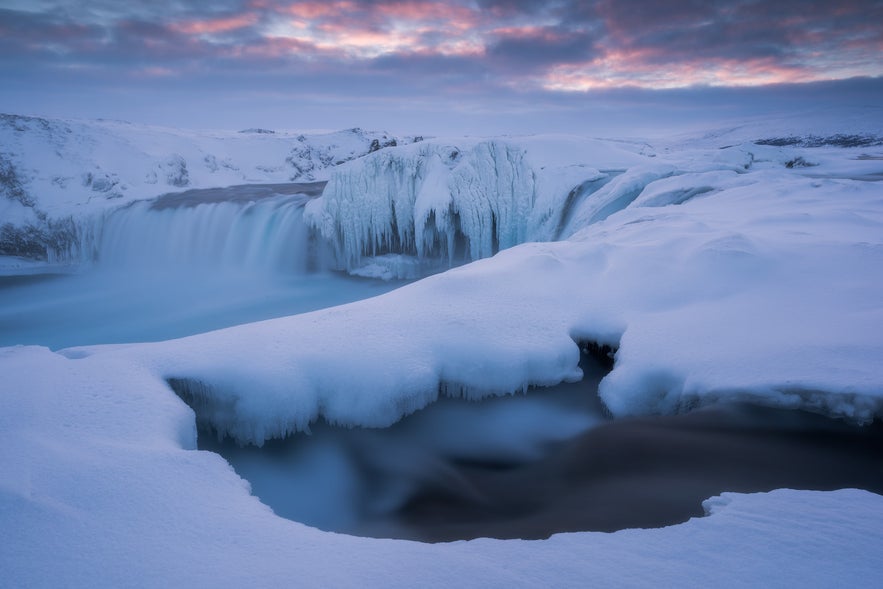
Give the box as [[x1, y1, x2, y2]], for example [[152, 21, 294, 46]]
[[785, 156, 817, 168], [579, 341, 618, 370], [0, 154, 34, 207], [164, 154, 190, 187], [0, 216, 79, 261], [757, 134, 883, 148], [369, 137, 398, 153]]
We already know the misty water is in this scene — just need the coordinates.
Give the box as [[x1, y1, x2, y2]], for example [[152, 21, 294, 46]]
[[0, 185, 406, 349]]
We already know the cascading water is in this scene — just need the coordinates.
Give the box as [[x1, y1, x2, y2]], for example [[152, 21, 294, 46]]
[[88, 191, 316, 276], [0, 184, 407, 349]]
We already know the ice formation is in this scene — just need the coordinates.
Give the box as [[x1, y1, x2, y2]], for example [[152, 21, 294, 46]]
[[304, 140, 539, 269], [2, 110, 883, 586], [49, 144, 872, 446], [2, 344, 882, 586]]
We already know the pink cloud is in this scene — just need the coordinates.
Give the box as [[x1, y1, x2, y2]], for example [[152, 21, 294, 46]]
[[372, 0, 478, 26], [170, 13, 259, 35], [259, 0, 487, 59], [541, 52, 825, 92], [278, 1, 357, 20]]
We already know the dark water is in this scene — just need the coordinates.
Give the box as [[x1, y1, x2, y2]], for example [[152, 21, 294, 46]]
[[396, 403, 883, 541], [192, 351, 883, 541]]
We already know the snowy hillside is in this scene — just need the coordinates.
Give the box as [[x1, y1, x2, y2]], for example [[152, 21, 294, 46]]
[[0, 113, 404, 262]]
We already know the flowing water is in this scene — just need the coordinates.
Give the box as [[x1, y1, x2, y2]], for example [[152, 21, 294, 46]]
[[0, 184, 406, 349]]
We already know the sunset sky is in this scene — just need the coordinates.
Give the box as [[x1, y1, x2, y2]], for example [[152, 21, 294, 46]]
[[1, 0, 881, 134]]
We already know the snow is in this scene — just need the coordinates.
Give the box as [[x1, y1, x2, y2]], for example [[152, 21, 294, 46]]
[[0, 348, 883, 587], [47, 136, 877, 446], [2, 108, 883, 586], [2, 344, 883, 587], [0, 114, 405, 250]]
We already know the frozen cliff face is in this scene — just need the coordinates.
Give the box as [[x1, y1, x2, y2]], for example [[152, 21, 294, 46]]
[[304, 140, 542, 271], [303, 136, 665, 275]]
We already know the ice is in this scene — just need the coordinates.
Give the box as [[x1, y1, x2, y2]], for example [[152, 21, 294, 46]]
[[558, 164, 677, 237], [305, 136, 653, 271], [2, 110, 883, 585], [628, 170, 739, 208], [304, 140, 540, 268], [2, 344, 882, 586], [193, 166, 883, 441]]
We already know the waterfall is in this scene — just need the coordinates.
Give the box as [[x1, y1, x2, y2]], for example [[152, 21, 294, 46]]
[[1, 184, 416, 349], [86, 190, 317, 276]]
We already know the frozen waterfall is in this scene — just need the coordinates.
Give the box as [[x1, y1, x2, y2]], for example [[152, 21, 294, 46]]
[[302, 138, 694, 276], [304, 141, 539, 272]]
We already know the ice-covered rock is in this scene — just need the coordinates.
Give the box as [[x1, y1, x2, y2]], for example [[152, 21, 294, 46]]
[[304, 136, 656, 272], [305, 140, 540, 269]]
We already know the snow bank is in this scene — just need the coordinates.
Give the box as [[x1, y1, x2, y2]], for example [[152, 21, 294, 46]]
[[2, 346, 882, 587], [49, 143, 879, 446]]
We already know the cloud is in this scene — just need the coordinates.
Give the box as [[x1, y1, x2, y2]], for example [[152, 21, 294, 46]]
[[590, 0, 883, 69], [486, 26, 599, 71], [169, 13, 260, 36], [1, 0, 881, 131]]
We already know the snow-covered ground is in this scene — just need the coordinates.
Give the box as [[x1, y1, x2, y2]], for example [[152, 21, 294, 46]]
[[2, 108, 883, 586]]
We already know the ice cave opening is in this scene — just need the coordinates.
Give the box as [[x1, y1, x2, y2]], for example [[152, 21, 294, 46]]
[[174, 344, 883, 543]]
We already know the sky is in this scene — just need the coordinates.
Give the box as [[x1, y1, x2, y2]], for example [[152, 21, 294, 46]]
[[1, 0, 881, 135]]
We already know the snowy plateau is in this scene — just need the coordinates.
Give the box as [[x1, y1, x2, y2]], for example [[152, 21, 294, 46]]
[[1, 108, 883, 587]]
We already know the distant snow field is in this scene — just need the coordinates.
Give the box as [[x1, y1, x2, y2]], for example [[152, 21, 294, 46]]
[[1, 109, 882, 586]]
